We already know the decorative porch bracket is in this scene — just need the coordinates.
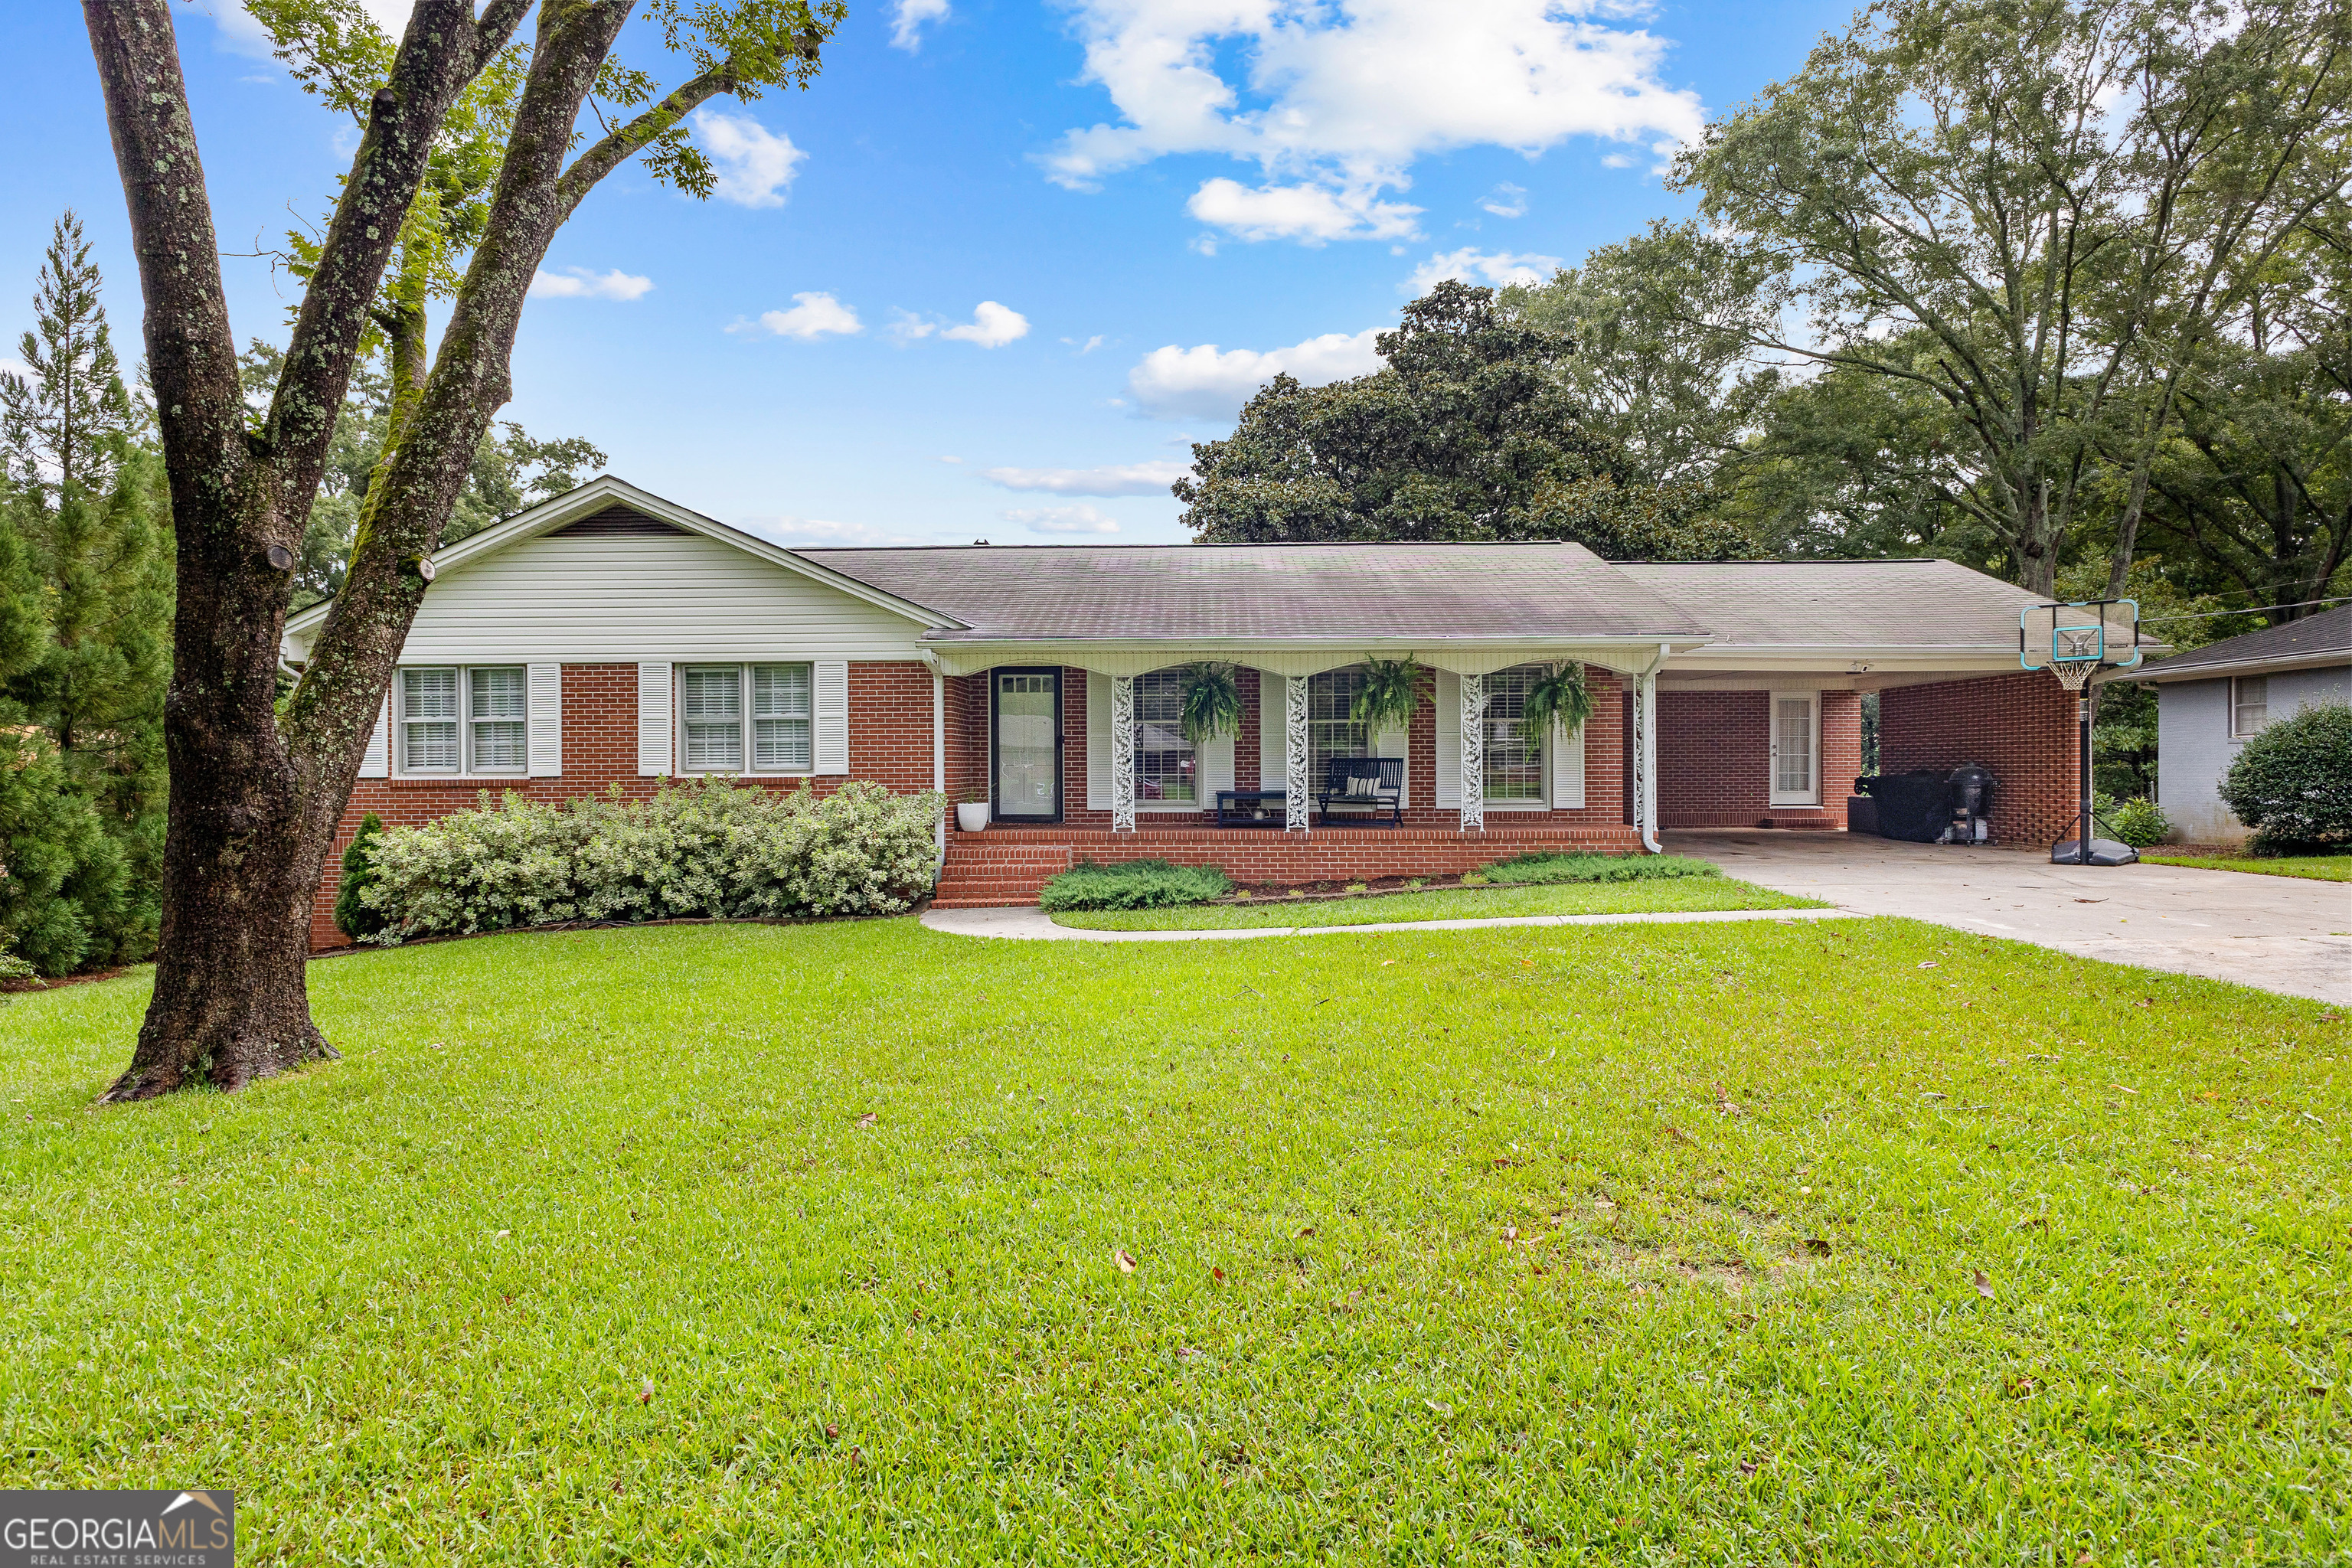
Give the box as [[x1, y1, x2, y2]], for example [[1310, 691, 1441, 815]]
[[1459, 672, 1485, 831], [1285, 675, 1312, 831], [1110, 674, 1137, 833]]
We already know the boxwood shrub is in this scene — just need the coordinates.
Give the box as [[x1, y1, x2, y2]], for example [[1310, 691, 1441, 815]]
[[1037, 859, 1233, 912], [1480, 851, 1723, 886], [2220, 701, 2352, 854]]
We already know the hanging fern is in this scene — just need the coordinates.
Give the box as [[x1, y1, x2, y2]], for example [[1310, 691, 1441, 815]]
[[1519, 662, 1592, 747], [1174, 662, 1243, 744], [1350, 655, 1426, 736]]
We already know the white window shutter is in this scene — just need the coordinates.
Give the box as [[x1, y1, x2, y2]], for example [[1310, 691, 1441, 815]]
[[637, 662, 673, 776], [527, 663, 562, 776], [358, 694, 389, 779], [1434, 669, 1462, 808], [1086, 670, 1110, 810], [1257, 672, 1287, 793], [1550, 716, 1585, 808], [1201, 729, 1234, 799], [1375, 719, 1410, 808], [813, 660, 850, 774]]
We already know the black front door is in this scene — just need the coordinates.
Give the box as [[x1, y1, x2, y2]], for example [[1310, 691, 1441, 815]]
[[992, 669, 1062, 821]]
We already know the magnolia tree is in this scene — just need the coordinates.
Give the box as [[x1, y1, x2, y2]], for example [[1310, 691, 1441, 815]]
[[82, 0, 843, 1099]]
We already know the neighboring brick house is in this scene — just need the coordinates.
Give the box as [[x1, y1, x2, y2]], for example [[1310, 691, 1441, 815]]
[[282, 477, 2083, 940]]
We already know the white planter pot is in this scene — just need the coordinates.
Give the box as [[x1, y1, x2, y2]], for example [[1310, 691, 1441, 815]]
[[956, 802, 991, 833]]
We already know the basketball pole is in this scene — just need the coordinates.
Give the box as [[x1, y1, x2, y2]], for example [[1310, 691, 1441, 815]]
[[2071, 685, 2092, 867]]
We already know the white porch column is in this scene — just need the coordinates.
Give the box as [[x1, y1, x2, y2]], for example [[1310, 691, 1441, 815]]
[[930, 664, 946, 865], [1284, 675, 1312, 831], [1635, 663, 1661, 852], [1110, 674, 1137, 833], [1459, 671, 1486, 831]]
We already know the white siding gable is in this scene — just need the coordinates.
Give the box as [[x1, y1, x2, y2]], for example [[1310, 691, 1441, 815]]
[[393, 529, 933, 664]]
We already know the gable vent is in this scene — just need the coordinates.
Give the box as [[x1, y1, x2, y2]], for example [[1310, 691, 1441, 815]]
[[550, 505, 688, 537]]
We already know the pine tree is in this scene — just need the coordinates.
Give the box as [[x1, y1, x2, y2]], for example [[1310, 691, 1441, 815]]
[[0, 212, 172, 970]]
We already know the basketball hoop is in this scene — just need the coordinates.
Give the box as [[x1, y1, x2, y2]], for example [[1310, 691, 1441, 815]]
[[2020, 600, 2141, 866]]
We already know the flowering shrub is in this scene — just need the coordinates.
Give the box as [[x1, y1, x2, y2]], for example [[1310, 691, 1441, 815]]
[[357, 779, 942, 943]]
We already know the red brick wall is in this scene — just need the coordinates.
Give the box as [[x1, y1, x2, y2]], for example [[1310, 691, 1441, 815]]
[[1879, 671, 2079, 847], [312, 660, 941, 949], [1655, 689, 1862, 829], [1236, 668, 1261, 792]]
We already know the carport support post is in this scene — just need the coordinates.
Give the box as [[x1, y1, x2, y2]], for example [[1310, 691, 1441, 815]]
[[1635, 658, 1661, 854]]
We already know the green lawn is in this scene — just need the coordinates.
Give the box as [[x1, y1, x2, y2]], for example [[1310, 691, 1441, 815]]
[[1053, 875, 1821, 929], [2, 918, 2345, 1563], [2141, 852, 2352, 882]]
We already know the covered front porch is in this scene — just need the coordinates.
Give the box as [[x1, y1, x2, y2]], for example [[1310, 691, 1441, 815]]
[[926, 641, 1685, 907]]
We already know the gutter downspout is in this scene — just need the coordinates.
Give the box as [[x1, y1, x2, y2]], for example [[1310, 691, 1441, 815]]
[[1637, 642, 1668, 855]]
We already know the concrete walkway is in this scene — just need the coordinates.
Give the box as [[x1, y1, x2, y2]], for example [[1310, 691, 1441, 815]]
[[1667, 830, 2350, 1005], [920, 903, 1862, 943]]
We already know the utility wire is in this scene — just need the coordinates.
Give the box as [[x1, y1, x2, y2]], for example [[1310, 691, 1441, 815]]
[[2137, 596, 2348, 626]]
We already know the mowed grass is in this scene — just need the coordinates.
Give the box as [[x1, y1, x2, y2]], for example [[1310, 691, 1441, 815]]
[[1, 918, 2346, 1565], [2141, 852, 2352, 882], [1053, 875, 1820, 929]]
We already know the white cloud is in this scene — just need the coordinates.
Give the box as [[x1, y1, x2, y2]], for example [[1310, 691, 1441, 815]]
[[890, 0, 950, 50], [1002, 505, 1122, 534], [216, 1, 413, 58], [1125, 327, 1384, 421], [1403, 247, 1562, 294], [1041, 0, 1706, 243], [1063, 334, 1108, 354], [528, 266, 655, 302], [982, 461, 1192, 497], [693, 110, 807, 208], [741, 515, 923, 547], [732, 292, 864, 340], [1186, 178, 1419, 244], [1481, 182, 1528, 217], [941, 301, 1031, 348], [891, 302, 1032, 348]]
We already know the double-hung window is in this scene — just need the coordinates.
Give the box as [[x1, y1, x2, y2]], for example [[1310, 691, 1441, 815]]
[[399, 666, 526, 776], [1307, 668, 1369, 786], [678, 664, 815, 774], [1481, 665, 1545, 804], [2231, 675, 2269, 738], [1132, 669, 1196, 804]]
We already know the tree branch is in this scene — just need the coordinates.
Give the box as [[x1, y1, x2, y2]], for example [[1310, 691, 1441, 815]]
[[556, 65, 740, 212]]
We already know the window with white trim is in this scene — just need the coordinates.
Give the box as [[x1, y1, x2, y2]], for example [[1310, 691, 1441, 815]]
[[678, 664, 815, 773], [1132, 669, 1196, 804], [2231, 675, 2269, 738], [399, 666, 527, 775], [1481, 665, 1545, 802], [1307, 668, 1368, 785]]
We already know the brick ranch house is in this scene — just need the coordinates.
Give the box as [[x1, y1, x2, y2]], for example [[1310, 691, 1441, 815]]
[[282, 476, 2081, 945]]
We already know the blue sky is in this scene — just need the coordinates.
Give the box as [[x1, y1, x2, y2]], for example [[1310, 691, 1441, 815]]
[[0, 0, 1851, 547]]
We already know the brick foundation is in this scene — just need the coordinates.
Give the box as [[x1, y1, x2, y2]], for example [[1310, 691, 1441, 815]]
[[1878, 671, 2079, 848]]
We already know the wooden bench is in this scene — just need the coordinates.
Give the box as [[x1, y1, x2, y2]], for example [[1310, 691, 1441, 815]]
[[1315, 756, 1403, 827]]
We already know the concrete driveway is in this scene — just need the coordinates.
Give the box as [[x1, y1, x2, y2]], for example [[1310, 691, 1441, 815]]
[[1668, 830, 2351, 1005]]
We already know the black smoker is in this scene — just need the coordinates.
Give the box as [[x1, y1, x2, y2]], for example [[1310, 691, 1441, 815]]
[[1855, 764, 1998, 844]]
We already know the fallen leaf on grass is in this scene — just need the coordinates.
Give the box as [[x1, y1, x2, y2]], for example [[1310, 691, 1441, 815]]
[[639, 1378, 655, 1405], [1918, 960, 1939, 969], [1804, 1236, 1833, 1256], [1380, 959, 1396, 967], [1295, 1226, 1315, 1239], [1210, 1266, 1225, 1282], [856, 1112, 878, 1128], [2110, 1083, 2138, 1096], [1113, 1249, 1137, 1274], [1973, 1269, 1994, 1299], [1662, 1125, 1694, 1145]]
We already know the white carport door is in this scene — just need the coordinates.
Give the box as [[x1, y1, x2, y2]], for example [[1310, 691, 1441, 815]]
[[1769, 692, 1819, 806]]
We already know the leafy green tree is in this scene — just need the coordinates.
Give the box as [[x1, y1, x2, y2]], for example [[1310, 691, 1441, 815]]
[[1676, 0, 2351, 595], [81, 0, 844, 1098], [1176, 281, 1750, 557], [0, 732, 134, 977]]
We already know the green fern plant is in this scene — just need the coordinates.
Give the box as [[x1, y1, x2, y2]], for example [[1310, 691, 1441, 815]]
[[1351, 655, 1426, 735], [1175, 662, 1243, 744], [1518, 662, 1592, 747]]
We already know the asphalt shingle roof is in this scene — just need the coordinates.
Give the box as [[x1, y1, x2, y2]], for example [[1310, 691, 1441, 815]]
[[1614, 559, 2056, 650], [2129, 603, 2350, 676], [799, 541, 1710, 642]]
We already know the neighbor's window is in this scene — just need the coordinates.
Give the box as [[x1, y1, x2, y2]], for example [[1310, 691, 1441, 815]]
[[1132, 668, 1195, 804], [400, 666, 525, 775], [2231, 675, 2269, 738], [1481, 665, 1545, 802], [680, 664, 815, 773], [1307, 668, 1368, 785]]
